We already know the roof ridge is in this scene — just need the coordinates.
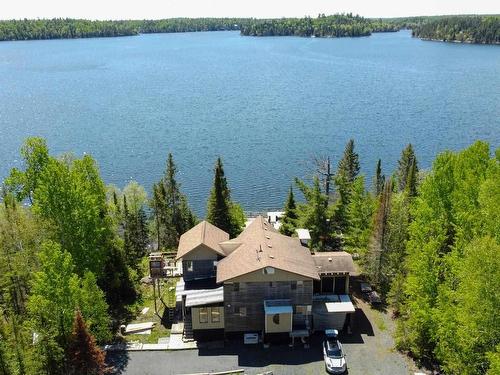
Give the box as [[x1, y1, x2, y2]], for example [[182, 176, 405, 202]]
[[200, 220, 207, 244]]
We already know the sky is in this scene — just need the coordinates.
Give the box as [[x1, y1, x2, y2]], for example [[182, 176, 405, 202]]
[[1, 0, 499, 20]]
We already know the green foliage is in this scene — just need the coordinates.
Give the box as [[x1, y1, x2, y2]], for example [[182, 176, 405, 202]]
[[240, 14, 398, 37], [151, 153, 196, 250], [397, 144, 418, 193], [435, 237, 500, 375], [206, 158, 243, 238], [365, 180, 392, 290], [33, 156, 113, 277], [396, 141, 499, 371], [344, 176, 375, 254], [0, 18, 247, 42], [279, 187, 298, 236], [373, 159, 385, 196], [28, 242, 111, 345], [412, 15, 500, 44], [337, 139, 360, 184], [487, 346, 500, 375], [67, 311, 109, 375], [5, 137, 49, 203], [99, 245, 137, 311], [295, 177, 330, 250]]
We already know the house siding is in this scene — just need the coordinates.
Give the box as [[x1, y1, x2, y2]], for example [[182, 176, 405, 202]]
[[223, 275, 313, 333], [181, 244, 222, 281]]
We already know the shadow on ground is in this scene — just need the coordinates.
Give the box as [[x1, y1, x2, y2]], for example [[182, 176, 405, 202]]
[[198, 336, 324, 368], [106, 346, 130, 375]]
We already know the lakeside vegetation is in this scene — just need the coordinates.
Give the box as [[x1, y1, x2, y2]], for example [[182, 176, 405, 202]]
[[240, 14, 398, 37], [0, 18, 247, 41], [0, 137, 498, 374], [411, 15, 500, 44], [0, 15, 498, 44]]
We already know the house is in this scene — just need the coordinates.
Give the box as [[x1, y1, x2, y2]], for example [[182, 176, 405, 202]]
[[174, 216, 356, 343]]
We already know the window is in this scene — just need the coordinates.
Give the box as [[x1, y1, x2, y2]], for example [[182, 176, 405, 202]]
[[291, 281, 297, 290], [199, 308, 208, 323], [211, 307, 220, 323], [295, 305, 308, 315], [185, 261, 193, 272], [263, 267, 275, 275], [238, 307, 247, 317], [272, 314, 280, 325], [233, 282, 239, 292], [297, 280, 304, 287]]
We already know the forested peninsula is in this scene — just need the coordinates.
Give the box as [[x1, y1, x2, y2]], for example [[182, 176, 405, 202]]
[[239, 14, 398, 37], [411, 15, 500, 44]]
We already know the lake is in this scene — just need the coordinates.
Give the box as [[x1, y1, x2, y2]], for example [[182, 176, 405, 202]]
[[0, 30, 499, 214]]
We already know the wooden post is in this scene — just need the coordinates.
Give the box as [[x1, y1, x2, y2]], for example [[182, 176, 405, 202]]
[[153, 278, 158, 315]]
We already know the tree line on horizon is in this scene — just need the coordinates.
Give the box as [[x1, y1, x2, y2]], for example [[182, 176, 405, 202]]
[[0, 18, 247, 41], [0, 15, 498, 44], [411, 15, 500, 44], [240, 14, 399, 37], [0, 136, 498, 374]]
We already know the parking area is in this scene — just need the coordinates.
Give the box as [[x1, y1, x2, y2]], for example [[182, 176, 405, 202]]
[[107, 296, 419, 375]]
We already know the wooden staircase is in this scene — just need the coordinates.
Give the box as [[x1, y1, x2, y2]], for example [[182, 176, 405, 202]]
[[182, 315, 194, 342]]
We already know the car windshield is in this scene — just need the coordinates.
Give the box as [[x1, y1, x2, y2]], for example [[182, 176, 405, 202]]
[[326, 339, 343, 359]]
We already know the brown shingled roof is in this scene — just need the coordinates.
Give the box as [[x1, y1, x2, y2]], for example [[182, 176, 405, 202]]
[[312, 252, 357, 275], [216, 216, 320, 282], [176, 221, 229, 260]]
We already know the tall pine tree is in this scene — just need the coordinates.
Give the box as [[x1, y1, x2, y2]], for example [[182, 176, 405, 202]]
[[365, 179, 392, 291], [337, 139, 360, 183], [279, 187, 298, 236], [206, 158, 238, 237], [151, 153, 196, 250], [373, 158, 385, 196], [397, 144, 418, 192]]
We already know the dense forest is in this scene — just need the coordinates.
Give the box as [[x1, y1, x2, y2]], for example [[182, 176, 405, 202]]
[[411, 15, 500, 44], [0, 15, 498, 43], [0, 137, 498, 374], [0, 18, 247, 41], [240, 14, 398, 37]]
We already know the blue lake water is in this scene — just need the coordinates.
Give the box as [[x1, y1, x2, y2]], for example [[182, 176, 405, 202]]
[[0, 30, 499, 214]]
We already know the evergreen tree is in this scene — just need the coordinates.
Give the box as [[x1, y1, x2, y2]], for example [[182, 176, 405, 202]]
[[337, 139, 360, 183], [373, 159, 385, 196], [123, 205, 148, 272], [405, 158, 418, 197], [279, 187, 298, 236], [296, 177, 330, 250], [397, 144, 418, 192], [345, 176, 375, 254], [67, 310, 109, 375], [365, 179, 392, 291], [151, 153, 196, 249], [207, 158, 234, 236], [100, 246, 137, 311]]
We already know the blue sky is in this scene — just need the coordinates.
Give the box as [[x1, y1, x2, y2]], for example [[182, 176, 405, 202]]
[[2, 0, 499, 20]]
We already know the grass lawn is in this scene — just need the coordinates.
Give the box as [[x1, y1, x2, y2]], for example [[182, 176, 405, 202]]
[[124, 277, 178, 344]]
